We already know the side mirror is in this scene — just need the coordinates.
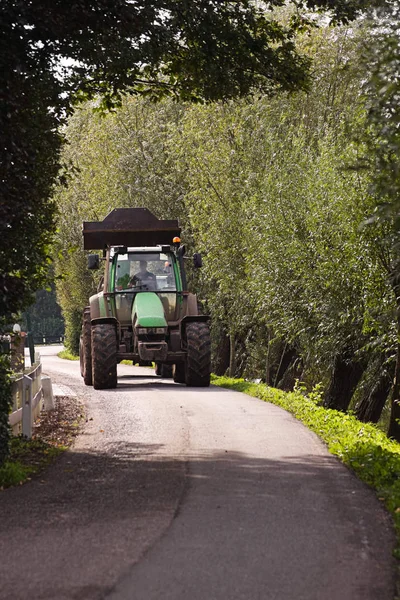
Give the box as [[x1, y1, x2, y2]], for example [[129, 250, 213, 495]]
[[193, 253, 203, 268], [88, 254, 100, 270]]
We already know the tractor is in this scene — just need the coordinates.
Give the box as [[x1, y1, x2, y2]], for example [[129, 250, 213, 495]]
[[79, 208, 211, 389]]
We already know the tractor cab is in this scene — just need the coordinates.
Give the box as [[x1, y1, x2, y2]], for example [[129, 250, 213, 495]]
[[112, 247, 180, 322]]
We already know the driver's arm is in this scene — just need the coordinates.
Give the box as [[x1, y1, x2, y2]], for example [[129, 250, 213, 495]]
[[128, 274, 139, 287]]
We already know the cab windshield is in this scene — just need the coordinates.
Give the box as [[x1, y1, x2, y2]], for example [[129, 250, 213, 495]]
[[114, 252, 177, 292]]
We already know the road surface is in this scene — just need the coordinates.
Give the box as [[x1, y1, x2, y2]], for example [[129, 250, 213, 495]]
[[0, 346, 395, 600]]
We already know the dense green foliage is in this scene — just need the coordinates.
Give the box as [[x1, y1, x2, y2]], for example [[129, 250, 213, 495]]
[[358, 5, 400, 439], [57, 350, 79, 361], [0, 357, 11, 470], [212, 374, 400, 556]]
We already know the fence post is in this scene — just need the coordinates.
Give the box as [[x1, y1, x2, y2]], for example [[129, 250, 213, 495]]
[[41, 375, 55, 411], [22, 375, 33, 438]]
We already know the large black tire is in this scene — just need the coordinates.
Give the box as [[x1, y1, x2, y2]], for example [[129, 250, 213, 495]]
[[173, 362, 186, 384], [80, 310, 92, 386], [185, 322, 211, 387], [92, 323, 117, 390], [79, 337, 84, 377]]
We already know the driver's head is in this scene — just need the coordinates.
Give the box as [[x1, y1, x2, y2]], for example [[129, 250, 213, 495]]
[[139, 260, 148, 274]]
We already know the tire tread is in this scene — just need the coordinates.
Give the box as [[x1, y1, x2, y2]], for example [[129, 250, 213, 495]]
[[92, 323, 117, 389], [185, 322, 211, 387]]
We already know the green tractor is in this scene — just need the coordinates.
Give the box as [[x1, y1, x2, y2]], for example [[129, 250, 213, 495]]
[[79, 208, 211, 389]]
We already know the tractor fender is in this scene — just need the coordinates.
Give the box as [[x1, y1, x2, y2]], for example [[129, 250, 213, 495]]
[[180, 315, 210, 338], [91, 317, 118, 328], [185, 293, 198, 316]]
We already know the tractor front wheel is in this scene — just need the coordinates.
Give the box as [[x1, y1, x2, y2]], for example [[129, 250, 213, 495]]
[[185, 322, 211, 387], [92, 323, 117, 390]]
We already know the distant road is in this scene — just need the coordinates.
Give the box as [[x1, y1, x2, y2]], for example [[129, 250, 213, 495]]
[[1, 345, 395, 600]]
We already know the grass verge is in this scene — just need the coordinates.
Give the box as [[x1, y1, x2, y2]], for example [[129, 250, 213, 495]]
[[58, 350, 79, 360], [120, 360, 155, 368], [212, 375, 400, 558], [0, 437, 64, 489], [1, 395, 85, 490]]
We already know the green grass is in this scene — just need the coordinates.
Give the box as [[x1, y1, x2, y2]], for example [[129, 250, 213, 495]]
[[58, 350, 79, 361], [120, 360, 155, 368], [0, 437, 65, 489], [212, 375, 400, 558]]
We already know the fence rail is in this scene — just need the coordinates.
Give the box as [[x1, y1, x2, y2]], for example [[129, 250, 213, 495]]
[[9, 355, 43, 438], [25, 336, 64, 346]]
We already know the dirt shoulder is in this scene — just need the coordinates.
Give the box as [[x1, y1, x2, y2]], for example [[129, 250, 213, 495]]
[[0, 394, 85, 489], [33, 394, 85, 447]]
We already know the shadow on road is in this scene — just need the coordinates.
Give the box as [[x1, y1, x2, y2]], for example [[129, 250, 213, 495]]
[[0, 440, 380, 532], [0, 435, 395, 600], [112, 375, 225, 392]]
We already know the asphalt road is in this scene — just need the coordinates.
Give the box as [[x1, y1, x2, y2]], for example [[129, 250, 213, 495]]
[[0, 346, 396, 600]]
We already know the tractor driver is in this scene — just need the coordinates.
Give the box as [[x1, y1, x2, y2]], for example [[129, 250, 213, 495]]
[[129, 260, 156, 290]]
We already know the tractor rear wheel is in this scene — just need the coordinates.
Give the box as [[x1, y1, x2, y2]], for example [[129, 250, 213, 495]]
[[173, 362, 186, 384], [92, 323, 117, 390], [79, 337, 84, 377], [80, 310, 92, 386], [185, 322, 211, 387]]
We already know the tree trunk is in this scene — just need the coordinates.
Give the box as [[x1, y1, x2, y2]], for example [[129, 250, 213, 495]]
[[212, 328, 230, 376], [356, 364, 393, 424], [356, 372, 392, 423], [388, 340, 400, 440], [229, 332, 236, 378], [265, 333, 271, 386], [277, 356, 303, 392], [324, 350, 365, 412], [387, 275, 400, 440], [274, 345, 298, 389]]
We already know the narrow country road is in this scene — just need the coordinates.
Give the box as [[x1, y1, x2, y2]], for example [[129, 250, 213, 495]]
[[0, 346, 395, 600]]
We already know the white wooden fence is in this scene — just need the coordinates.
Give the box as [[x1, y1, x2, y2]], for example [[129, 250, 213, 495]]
[[9, 354, 43, 438]]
